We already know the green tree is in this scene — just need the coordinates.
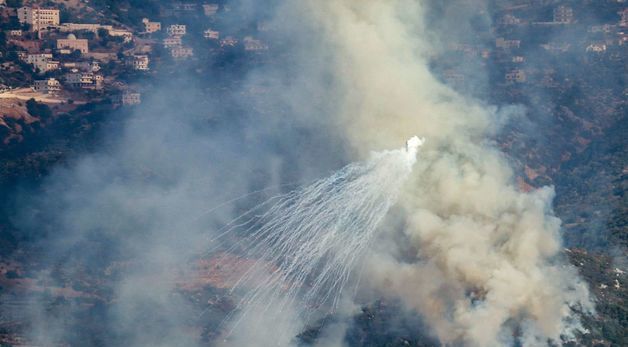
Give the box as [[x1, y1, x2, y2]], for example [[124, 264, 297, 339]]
[[0, 32, 6, 51], [26, 99, 53, 119], [69, 49, 82, 60], [6, 0, 23, 8]]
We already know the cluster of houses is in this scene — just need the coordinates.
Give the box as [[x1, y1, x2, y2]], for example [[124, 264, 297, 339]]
[[2, 2, 271, 106], [5, 5, 140, 103], [160, 23, 194, 59], [498, 5, 575, 26], [446, 4, 627, 86]]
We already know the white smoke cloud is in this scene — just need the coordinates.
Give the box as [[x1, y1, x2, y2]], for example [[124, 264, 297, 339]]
[[299, 0, 594, 345]]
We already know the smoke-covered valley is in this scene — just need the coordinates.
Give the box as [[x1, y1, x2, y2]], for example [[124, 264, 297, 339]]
[[0, 0, 625, 346]]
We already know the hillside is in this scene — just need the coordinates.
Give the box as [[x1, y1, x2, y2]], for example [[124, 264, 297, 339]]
[[0, 0, 625, 346]]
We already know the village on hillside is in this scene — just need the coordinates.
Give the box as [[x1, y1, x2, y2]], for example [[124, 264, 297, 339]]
[[0, 1, 623, 111], [0, 1, 270, 108]]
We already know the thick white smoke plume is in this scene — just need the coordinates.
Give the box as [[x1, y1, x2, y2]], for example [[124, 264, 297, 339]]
[[294, 0, 594, 346]]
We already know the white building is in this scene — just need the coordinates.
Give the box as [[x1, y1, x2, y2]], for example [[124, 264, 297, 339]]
[[57, 34, 89, 54], [63, 61, 101, 72], [173, 3, 196, 11], [59, 23, 132, 42], [202, 4, 219, 16], [17, 7, 60, 31], [553, 6, 574, 24], [33, 78, 61, 94], [163, 37, 182, 48], [496, 37, 521, 49], [167, 24, 186, 37], [142, 18, 161, 33], [541, 42, 571, 53], [204, 29, 220, 40], [27, 53, 59, 73], [122, 91, 141, 105], [109, 29, 133, 43], [505, 69, 526, 83], [589, 24, 615, 33], [500, 14, 521, 25], [171, 46, 193, 59], [65, 72, 103, 89], [620, 9, 628, 28], [59, 23, 113, 34], [243, 36, 268, 51], [132, 55, 149, 70], [220, 36, 238, 47], [586, 43, 607, 53], [26, 53, 52, 66]]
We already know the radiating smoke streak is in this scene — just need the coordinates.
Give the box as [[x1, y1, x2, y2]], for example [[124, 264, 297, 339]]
[[214, 137, 423, 344]]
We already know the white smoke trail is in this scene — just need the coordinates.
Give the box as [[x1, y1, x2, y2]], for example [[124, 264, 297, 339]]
[[216, 137, 424, 345]]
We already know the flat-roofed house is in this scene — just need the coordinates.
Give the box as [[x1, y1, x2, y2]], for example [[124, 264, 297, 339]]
[[33, 78, 61, 94], [57, 34, 89, 54]]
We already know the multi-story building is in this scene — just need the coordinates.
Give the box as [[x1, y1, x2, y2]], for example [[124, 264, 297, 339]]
[[122, 91, 141, 105], [33, 78, 61, 94], [57, 34, 89, 54], [620, 9, 628, 28], [495, 37, 521, 49], [553, 6, 574, 24], [442, 69, 465, 86], [26, 53, 52, 66], [27, 53, 59, 73], [505, 69, 526, 83], [243, 36, 268, 51], [62, 61, 101, 72], [171, 47, 193, 59], [17, 7, 60, 31], [220, 36, 238, 47], [203, 29, 219, 40], [131, 55, 149, 70], [163, 37, 182, 48], [65, 72, 103, 89], [167, 24, 187, 37], [142, 18, 161, 33], [65, 71, 90, 86]]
